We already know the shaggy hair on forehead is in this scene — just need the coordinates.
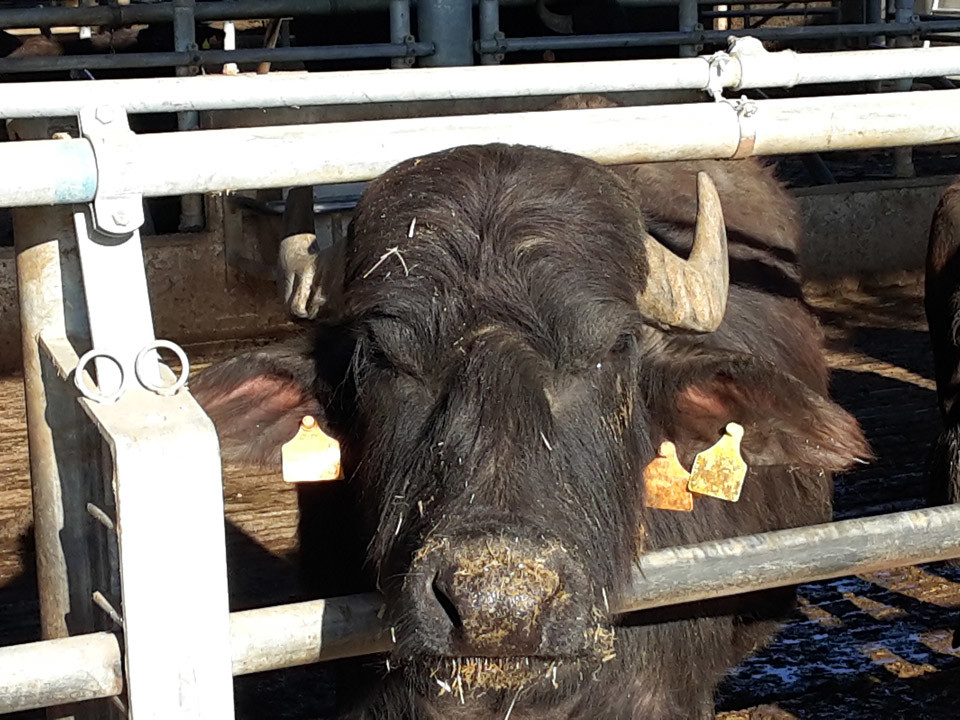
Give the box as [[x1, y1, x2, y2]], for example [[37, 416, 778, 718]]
[[343, 144, 650, 369]]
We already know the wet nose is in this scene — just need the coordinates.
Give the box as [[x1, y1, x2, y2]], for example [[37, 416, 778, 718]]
[[420, 539, 569, 656]]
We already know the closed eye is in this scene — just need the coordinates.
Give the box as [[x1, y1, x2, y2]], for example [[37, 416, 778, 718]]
[[356, 325, 423, 378], [363, 338, 393, 371], [609, 333, 634, 357]]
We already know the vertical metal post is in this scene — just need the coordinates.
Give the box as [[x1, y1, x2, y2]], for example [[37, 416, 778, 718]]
[[10, 117, 110, 720], [14, 207, 77, 645], [14, 207, 95, 720], [479, 0, 502, 65], [678, 0, 699, 57], [11, 111, 235, 719], [173, 0, 204, 231], [389, 0, 413, 69], [892, 0, 916, 177], [417, 0, 474, 67], [866, 0, 884, 48]]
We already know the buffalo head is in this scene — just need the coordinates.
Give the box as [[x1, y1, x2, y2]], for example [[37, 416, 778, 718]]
[[194, 144, 867, 718]]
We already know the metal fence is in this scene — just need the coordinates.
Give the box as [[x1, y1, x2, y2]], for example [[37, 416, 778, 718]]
[[2, 0, 959, 71], [2, 2, 960, 716]]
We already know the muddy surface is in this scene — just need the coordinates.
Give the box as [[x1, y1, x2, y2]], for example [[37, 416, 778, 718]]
[[0, 280, 959, 718]]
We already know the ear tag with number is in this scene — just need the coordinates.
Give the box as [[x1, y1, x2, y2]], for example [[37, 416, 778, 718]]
[[688, 422, 747, 502], [643, 441, 695, 512], [282, 415, 342, 483]]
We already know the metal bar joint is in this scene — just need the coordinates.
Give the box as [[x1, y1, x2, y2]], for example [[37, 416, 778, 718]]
[[78, 106, 143, 237]]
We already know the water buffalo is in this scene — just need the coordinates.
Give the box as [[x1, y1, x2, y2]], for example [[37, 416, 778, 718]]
[[193, 140, 867, 718], [926, 179, 960, 510]]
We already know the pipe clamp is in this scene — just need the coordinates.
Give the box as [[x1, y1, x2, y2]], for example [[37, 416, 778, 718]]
[[728, 96, 759, 158], [78, 105, 144, 237]]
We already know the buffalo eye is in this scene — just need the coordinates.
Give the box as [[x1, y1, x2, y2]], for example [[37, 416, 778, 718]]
[[360, 334, 394, 372], [609, 333, 634, 357]]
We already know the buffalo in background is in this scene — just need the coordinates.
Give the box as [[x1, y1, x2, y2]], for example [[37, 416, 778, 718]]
[[926, 180, 960, 513]]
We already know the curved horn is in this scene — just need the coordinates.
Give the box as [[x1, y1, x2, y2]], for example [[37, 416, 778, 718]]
[[537, 0, 575, 34], [636, 172, 729, 333]]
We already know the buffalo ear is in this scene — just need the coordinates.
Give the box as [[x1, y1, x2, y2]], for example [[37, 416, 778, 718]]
[[651, 355, 870, 471], [190, 339, 325, 467]]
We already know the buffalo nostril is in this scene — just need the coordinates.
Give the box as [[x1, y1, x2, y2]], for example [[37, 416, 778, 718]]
[[432, 573, 463, 630], [422, 546, 569, 656]]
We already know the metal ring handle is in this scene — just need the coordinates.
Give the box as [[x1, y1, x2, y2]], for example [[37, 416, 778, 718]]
[[74, 349, 126, 404], [135, 340, 190, 396]]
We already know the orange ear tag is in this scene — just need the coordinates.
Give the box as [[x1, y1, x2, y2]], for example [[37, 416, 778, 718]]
[[281, 416, 342, 483], [643, 441, 695, 512], [687, 422, 747, 502]]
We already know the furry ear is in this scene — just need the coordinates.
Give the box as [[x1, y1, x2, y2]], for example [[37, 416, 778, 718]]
[[649, 354, 870, 472], [190, 339, 324, 467]]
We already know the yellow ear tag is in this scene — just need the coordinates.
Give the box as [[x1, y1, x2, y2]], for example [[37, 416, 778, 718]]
[[687, 422, 747, 502], [281, 416, 342, 483], [643, 441, 695, 512]]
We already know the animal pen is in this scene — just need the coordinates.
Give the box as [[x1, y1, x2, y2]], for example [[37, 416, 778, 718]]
[[2, 0, 960, 717]]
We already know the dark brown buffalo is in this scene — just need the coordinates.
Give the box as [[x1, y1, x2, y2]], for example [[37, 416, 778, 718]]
[[193, 140, 867, 719], [926, 179, 960, 508]]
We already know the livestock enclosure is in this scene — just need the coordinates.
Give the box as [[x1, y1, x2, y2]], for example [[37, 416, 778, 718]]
[[3, 0, 960, 718]]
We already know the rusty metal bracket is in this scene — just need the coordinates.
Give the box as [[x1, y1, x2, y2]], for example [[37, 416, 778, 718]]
[[78, 105, 144, 237]]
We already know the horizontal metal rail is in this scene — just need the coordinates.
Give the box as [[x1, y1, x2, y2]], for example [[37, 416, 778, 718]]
[[476, 19, 960, 53], [0, 593, 389, 714], [0, 0, 830, 28], [4, 87, 960, 206], [4, 503, 960, 714], [0, 633, 123, 713], [0, 0, 396, 29], [5, 44, 960, 118], [0, 42, 433, 74], [622, 503, 960, 612], [701, 7, 839, 17]]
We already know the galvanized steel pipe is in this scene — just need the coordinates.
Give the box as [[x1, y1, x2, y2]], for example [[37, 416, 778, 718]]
[[3, 45, 960, 119], [416, 0, 474, 67], [229, 593, 390, 675], [0, 633, 123, 713], [0, 0, 397, 29], [5, 504, 960, 713], [0, 58, 712, 117], [475, 19, 960, 53], [0, 0, 902, 30], [0, 594, 389, 714], [4, 88, 960, 206], [0, 42, 433, 74], [621, 504, 960, 612]]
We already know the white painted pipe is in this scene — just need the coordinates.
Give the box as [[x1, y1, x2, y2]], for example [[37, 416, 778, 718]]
[[735, 41, 960, 88], [0, 632, 123, 713], [0, 59, 710, 119], [229, 593, 390, 676], [3, 88, 960, 207], [0, 594, 390, 715], [2, 43, 960, 119]]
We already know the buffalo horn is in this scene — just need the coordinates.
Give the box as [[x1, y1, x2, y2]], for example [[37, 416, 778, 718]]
[[536, 0, 575, 34], [635, 172, 729, 333]]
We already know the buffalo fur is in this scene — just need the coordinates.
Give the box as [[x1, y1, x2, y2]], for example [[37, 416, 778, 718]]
[[926, 179, 960, 509], [193, 137, 867, 719]]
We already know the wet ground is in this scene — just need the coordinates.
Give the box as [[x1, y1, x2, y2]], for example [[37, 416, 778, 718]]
[[1, 280, 959, 718]]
